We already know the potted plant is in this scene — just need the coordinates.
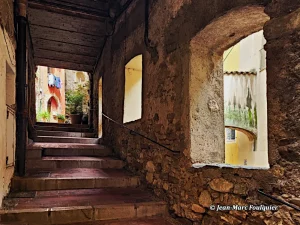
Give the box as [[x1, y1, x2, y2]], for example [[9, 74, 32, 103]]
[[57, 114, 65, 124], [37, 111, 50, 122], [66, 89, 84, 124]]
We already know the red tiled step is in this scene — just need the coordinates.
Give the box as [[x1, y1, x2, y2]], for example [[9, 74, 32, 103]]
[[26, 156, 125, 170], [0, 188, 167, 224], [27, 143, 112, 159], [36, 130, 96, 138], [34, 136, 100, 144], [11, 168, 139, 191]]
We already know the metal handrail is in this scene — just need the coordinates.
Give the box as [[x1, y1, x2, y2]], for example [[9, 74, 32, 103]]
[[258, 189, 300, 211], [102, 113, 180, 154]]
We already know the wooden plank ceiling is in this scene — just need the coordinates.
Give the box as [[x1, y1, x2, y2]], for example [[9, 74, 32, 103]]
[[28, 0, 112, 72]]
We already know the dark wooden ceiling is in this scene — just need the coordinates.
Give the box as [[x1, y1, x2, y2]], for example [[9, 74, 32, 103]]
[[28, 0, 113, 72]]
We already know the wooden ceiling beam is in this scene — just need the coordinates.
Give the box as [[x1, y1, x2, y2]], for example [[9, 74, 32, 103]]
[[30, 24, 105, 47], [35, 58, 94, 72], [34, 49, 96, 66], [32, 38, 100, 57], [57, 0, 108, 11], [28, 8, 111, 36], [28, 0, 110, 21]]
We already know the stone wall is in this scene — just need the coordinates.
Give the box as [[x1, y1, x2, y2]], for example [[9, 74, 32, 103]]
[[94, 0, 300, 224], [0, 0, 16, 206]]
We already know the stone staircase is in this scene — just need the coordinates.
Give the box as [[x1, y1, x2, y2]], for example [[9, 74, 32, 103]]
[[0, 123, 177, 225]]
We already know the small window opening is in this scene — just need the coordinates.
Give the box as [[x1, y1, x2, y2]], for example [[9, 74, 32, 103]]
[[225, 128, 236, 142], [123, 55, 142, 123]]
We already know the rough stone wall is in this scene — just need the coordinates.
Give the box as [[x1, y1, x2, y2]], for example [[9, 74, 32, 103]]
[[95, 0, 300, 224]]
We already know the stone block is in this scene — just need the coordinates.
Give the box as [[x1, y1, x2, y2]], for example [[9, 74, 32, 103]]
[[198, 190, 212, 208], [50, 206, 93, 224], [146, 161, 156, 172], [146, 172, 154, 183], [0, 208, 50, 225], [191, 204, 205, 213], [209, 178, 233, 193], [136, 202, 167, 218], [56, 178, 95, 190], [94, 204, 136, 220]]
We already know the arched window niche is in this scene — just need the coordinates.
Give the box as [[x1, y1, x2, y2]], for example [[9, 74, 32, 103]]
[[189, 6, 269, 169], [123, 54, 143, 123]]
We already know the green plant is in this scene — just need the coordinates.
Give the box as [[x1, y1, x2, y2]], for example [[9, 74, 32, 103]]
[[57, 114, 65, 120], [66, 88, 85, 115], [37, 111, 50, 122]]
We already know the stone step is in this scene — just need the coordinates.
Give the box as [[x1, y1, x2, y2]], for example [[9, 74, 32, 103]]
[[11, 168, 139, 191], [27, 143, 112, 159], [36, 122, 89, 128], [34, 136, 100, 144], [0, 188, 167, 224], [34, 125, 92, 132], [26, 156, 125, 170], [35, 130, 96, 138]]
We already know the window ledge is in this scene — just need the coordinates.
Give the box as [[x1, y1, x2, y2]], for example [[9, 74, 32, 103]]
[[192, 163, 269, 170], [124, 118, 142, 125]]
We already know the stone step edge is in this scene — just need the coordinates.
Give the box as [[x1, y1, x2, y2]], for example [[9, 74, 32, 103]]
[[35, 136, 100, 140], [35, 131, 96, 137], [27, 157, 121, 162], [26, 144, 109, 150], [25, 157, 125, 169], [26, 149, 113, 159], [11, 176, 140, 191], [0, 201, 167, 225], [35, 129, 94, 133], [35, 122, 89, 128], [34, 126, 93, 132]]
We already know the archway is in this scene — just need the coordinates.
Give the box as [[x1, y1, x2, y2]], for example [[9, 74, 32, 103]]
[[47, 96, 59, 122], [189, 6, 269, 167]]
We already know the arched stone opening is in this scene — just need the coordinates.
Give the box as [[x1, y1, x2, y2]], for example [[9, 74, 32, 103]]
[[189, 6, 269, 167], [76, 71, 86, 83]]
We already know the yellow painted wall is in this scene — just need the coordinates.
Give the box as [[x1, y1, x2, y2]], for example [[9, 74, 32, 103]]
[[223, 45, 240, 72], [123, 55, 142, 123], [236, 131, 255, 166], [0, 26, 16, 206], [225, 142, 238, 165], [225, 130, 254, 166]]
